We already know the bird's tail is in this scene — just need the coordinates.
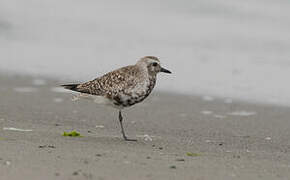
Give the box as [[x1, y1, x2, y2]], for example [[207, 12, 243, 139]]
[[61, 84, 80, 91]]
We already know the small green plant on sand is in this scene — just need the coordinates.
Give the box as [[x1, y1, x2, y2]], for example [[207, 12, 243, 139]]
[[186, 152, 201, 157], [62, 130, 82, 137]]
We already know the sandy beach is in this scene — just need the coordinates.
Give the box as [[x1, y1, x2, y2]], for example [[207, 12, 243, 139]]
[[0, 74, 290, 180], [1, 0, 290, 179]]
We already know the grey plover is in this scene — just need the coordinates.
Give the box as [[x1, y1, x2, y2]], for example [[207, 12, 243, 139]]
[[62, 56, 171, 141]]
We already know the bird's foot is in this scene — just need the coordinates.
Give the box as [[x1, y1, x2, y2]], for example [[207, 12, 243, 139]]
[[123, 136, 137, 142]]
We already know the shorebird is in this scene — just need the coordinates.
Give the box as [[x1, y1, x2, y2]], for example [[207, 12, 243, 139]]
[[62, 56, 171, 141]]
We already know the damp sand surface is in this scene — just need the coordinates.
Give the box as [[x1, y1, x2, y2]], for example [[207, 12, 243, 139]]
[[0, 74, 290, 180]]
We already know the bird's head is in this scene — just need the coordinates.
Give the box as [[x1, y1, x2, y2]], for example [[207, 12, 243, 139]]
[[137, 56, 171, 75]]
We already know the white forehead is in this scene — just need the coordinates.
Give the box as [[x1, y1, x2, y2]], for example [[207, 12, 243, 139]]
[[146, 58, 160, 64], [138, 56, 160, 65]]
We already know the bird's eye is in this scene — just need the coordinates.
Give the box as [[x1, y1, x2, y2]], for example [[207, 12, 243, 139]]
[[152, 62, 158, 67]]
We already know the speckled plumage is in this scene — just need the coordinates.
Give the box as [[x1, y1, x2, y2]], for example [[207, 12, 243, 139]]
[[62, 56, 171, 141], [79, 65, 155, 108]]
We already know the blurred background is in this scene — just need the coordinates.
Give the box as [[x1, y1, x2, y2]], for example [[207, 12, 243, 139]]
[[0, 0, 290, 105]]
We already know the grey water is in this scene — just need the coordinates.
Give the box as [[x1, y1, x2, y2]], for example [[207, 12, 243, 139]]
[[1, 0, 290, 105]]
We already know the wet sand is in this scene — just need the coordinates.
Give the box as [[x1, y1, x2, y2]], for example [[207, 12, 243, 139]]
[[0, 74, 290, 180]]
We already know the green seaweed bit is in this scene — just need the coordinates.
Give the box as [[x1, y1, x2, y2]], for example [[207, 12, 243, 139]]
[[62, 132, 68, 136], [62, 130, 82, 137], [186, 152, 201, 157]]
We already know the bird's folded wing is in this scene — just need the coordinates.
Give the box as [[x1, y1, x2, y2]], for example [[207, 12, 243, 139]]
[[75, 65, 141, 97]]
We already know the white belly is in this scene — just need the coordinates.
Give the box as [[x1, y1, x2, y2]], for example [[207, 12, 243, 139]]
[[72, 93, 120, 109]]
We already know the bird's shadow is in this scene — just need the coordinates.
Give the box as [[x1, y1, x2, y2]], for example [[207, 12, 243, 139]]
[[74, 135, 147, 146]]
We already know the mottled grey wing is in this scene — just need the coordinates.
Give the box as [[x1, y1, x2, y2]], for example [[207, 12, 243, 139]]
[[75, 66, 140, 97]]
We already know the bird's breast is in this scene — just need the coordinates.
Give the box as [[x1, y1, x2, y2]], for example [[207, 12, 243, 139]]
[[113, 77, 156, 108]]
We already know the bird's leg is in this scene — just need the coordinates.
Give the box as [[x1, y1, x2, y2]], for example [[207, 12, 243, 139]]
[[118, 110, 137, 141], [118, 110, 126, 139]]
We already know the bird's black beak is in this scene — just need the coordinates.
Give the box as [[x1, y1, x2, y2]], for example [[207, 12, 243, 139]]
[[160, 67, 172, 74]]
